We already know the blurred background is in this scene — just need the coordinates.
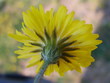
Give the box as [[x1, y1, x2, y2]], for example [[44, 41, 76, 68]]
[[0, 0, 110, 83]]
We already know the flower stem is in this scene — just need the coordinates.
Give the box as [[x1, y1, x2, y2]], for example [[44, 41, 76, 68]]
[[34, 61, 49, 83]]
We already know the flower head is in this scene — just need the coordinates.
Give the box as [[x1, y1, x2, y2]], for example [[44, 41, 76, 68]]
[[9, 5, 102, 76]]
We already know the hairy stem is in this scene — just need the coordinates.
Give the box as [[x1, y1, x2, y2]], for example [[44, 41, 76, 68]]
[[34, 61, 49, 83]]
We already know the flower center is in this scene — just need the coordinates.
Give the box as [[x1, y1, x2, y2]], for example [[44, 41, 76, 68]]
[[40, 28, 77, 64], [41, 42, 61, 64], [31, 28, 78, 65]]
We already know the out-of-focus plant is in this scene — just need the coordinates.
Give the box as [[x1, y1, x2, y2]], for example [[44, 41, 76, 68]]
[[0, 0, 6, 10], [0, 13, 18, 73], [0, 14, 14, 34], [0, 34, 17, 73]]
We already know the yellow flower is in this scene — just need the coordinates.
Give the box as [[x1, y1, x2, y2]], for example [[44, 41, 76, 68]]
[[9, 5, 102, 76]]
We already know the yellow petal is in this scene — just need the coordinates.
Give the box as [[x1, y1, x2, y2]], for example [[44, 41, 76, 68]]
[[9, 34, 31, 43], [44, 64, 54, 76], [27, 56, 41, 67], [54, 6, 67, 31], [36, 61, 44, 74], [17, 53, 39, 59], [58, 11, 75, 38]]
